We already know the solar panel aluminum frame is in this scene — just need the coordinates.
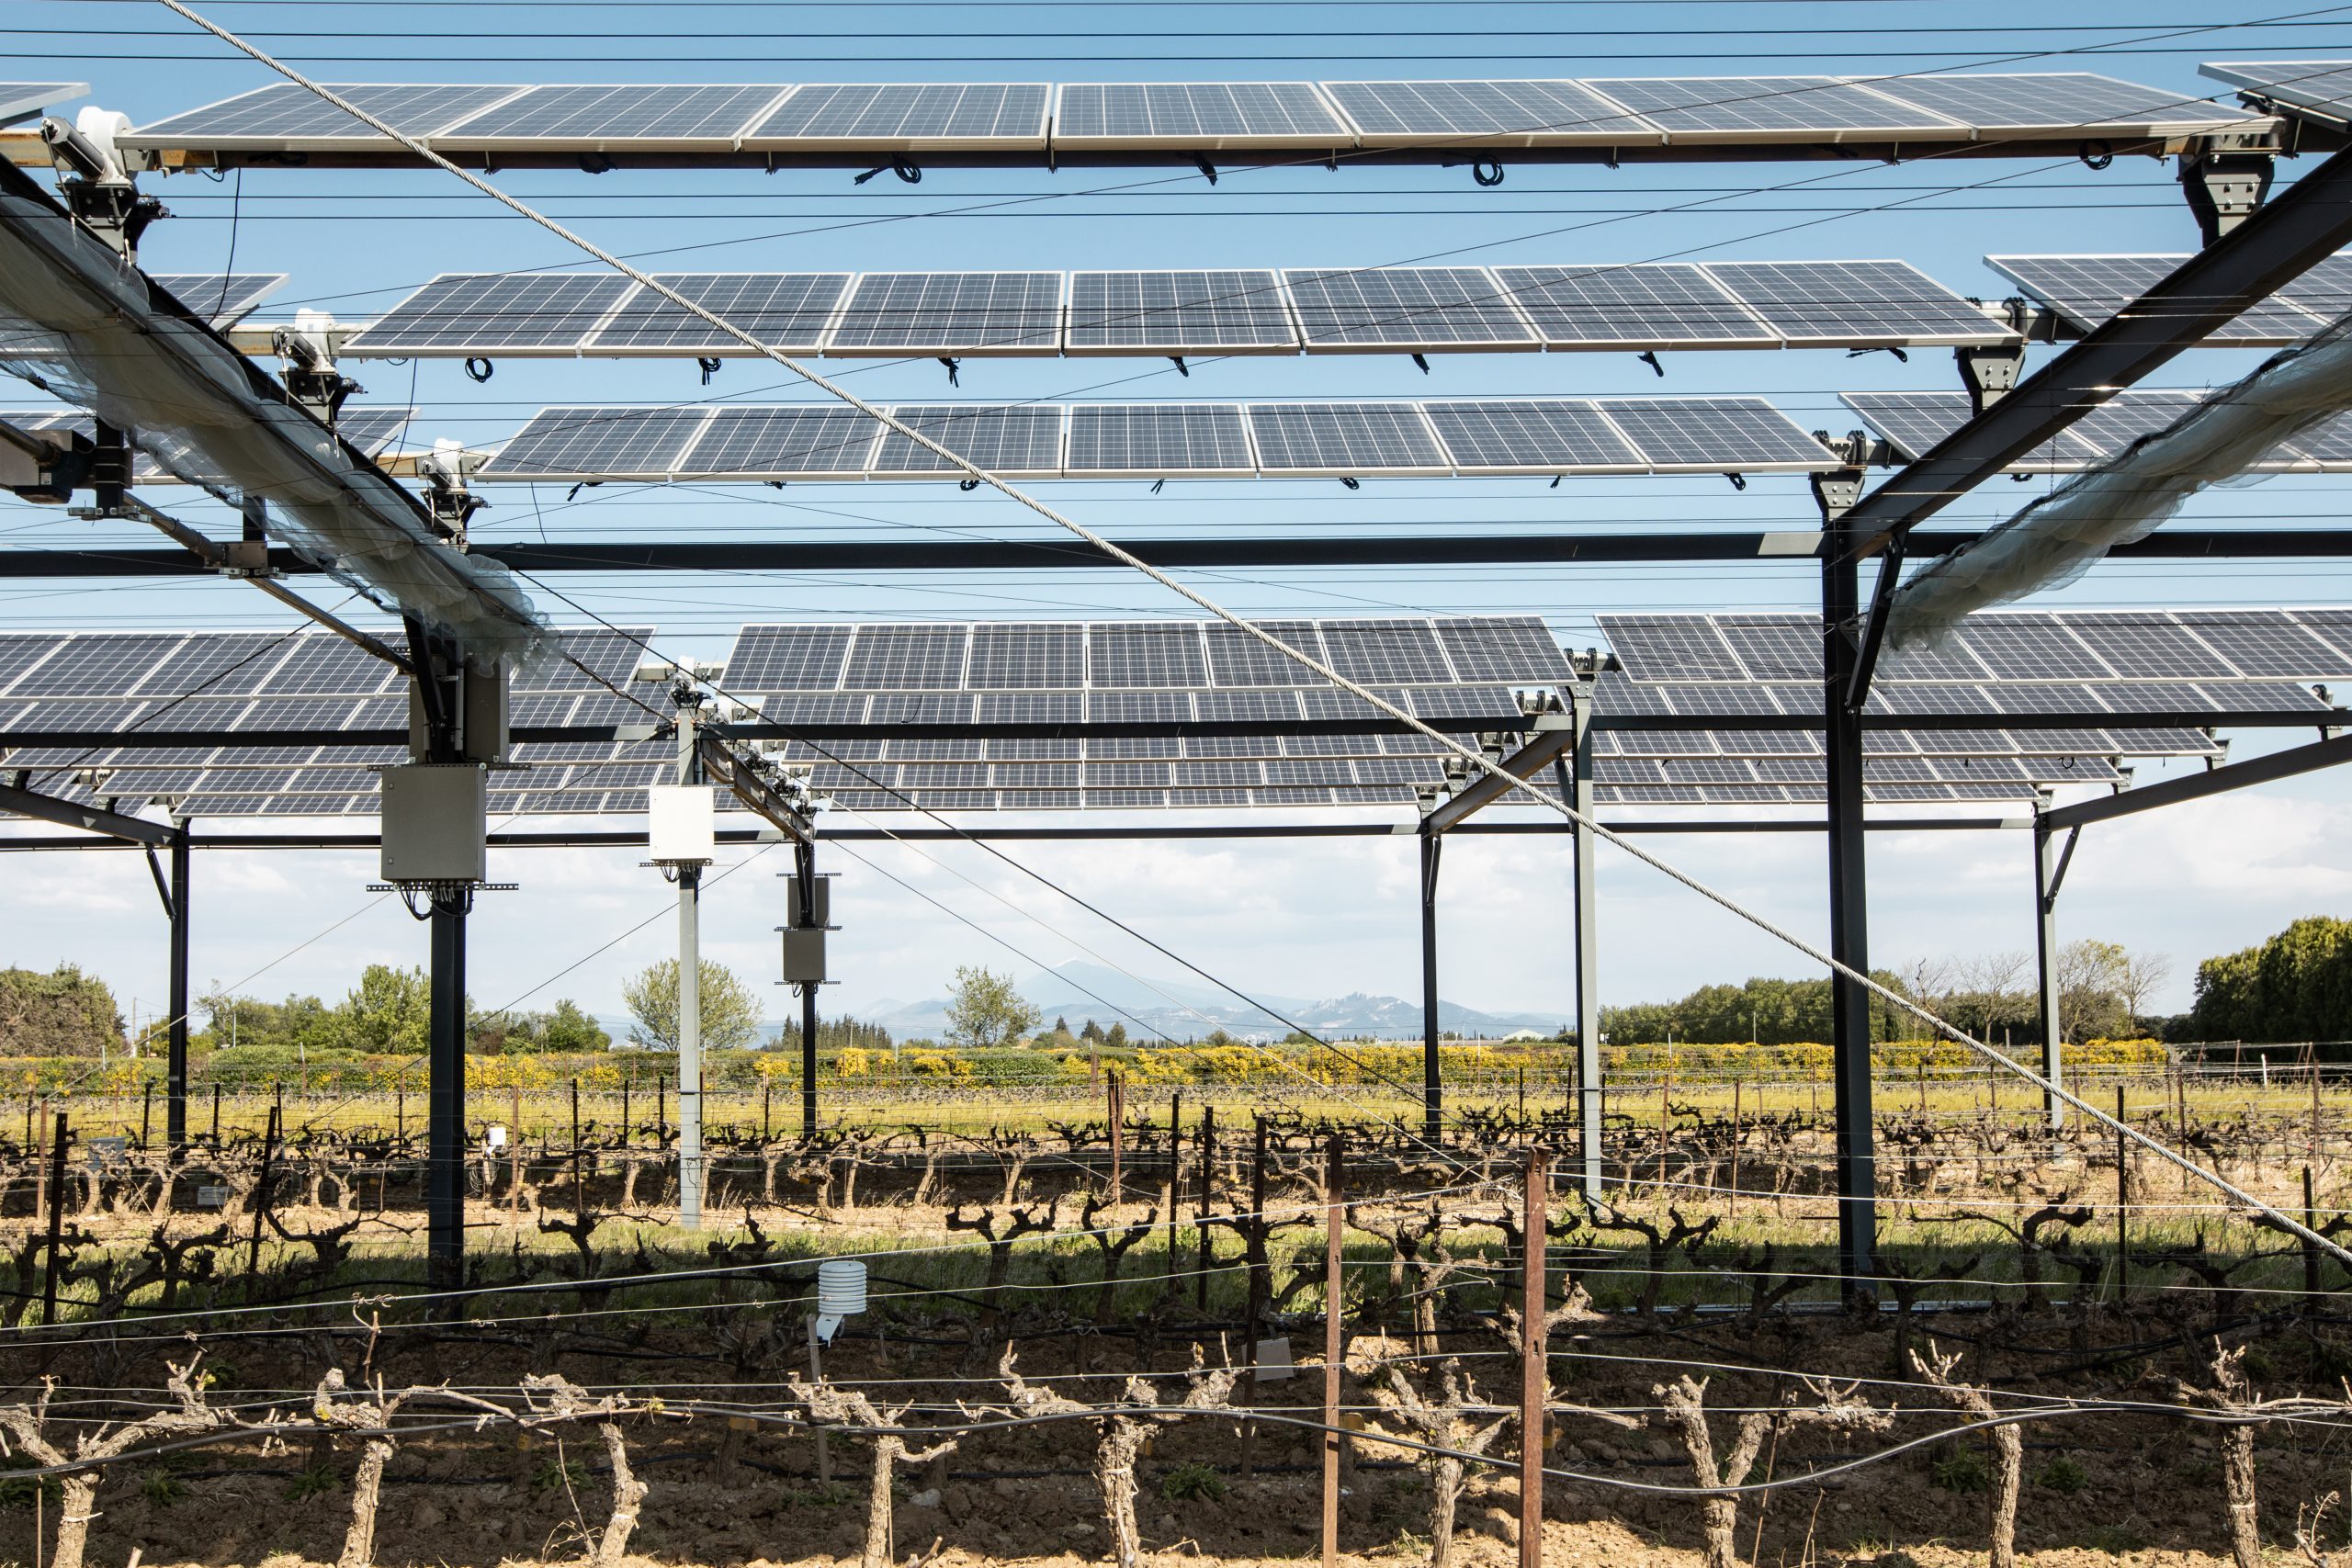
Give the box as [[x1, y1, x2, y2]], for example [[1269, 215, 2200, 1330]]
[[1985, 253, 2331, 346], [1600, 397, 1838, 474], [675, 407, 887, 482], [1060, 404, 1261, 479], [1419, 399, 1649, 477], [2201, 62, 2352, 128], [423, 85, 798, 154], [0, 85, 88, 127], [1317, 80, 1668, 148], [1577, 75, 1970, 145], [1699, 259, 2019, 349], [737, 84, 1053, 152], [576, 273, 856, 357], [866, 405, 1069, 480], [485, 405, 720, 482], [1490, 263, 1780, 353], [118, 83, 537, 155], [1047, 82, 1356, 150], [821, 272, 1065, 357], [1866, 73, 2267, 140]]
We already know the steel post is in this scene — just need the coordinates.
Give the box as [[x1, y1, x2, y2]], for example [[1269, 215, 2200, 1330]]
[[678, 862, 703, 1229], [2035, 818, 2067, 1132], [1824, 529, 1878, 1292], [1419, 827, 1442, 1145], [166, 821, 189, 1150], [426, 890, 468, 1288]]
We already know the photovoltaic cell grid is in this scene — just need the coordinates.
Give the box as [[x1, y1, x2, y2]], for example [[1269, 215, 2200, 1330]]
[[1065, 271, 1297, 354], [149, 273, 290, 328], [476, 398, 1836, 480], [1987, 254, 2333, 345], [2202, 61, 2352, 125], [121, 73, 2265, 159], [334, 260, 2007, 358], [1842, 388, 2352, 472], [1599, 610, 2352, 685]]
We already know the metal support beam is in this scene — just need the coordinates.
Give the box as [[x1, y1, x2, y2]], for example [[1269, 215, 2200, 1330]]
[[166, 822, 189, 1151], [1422, 712, 1573, 834], [2043, 730, 2352, 829], [1840, 141, 2352, 558], [425, 890, 468, 1288], [675, 701, 705, 1231], [2032, 816, 2067, 1133], [796, 839, 820, 1142], [1555, 685, 1602, 1198], [0, 782, 175, 844], [1823, 526, 1878, 1292], [1419, 826, 1442, 1146]]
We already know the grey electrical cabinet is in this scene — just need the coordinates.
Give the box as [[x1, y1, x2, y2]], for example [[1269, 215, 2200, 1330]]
[[379, 764, 488, 884], [781, 927, 827, 986], [788, 874, 832, 931]]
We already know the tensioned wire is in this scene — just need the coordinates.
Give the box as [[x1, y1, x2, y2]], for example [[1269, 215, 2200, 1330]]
[[131, 3, 2352, 1267]]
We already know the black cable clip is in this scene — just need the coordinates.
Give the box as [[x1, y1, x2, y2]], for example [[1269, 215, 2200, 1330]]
[[1637, 350, 1664, 378], [1549, 475, 1563, 490], [1168, 355, 1189, 378], [2078, 140, 2114, 171], [1845, 345, 1907, 363], [463, 356, 494, 383], [697, 355, 723, 384], [958, 478, 981, 492], [1410, 353, 1431, 375], [1340, 477, 1361, 491], [939, 356, 962, 387], [1724, 472, 1747, 491], [1193, 155, 1219, 185], [1472, 160, 1505, 186], [1149, 479, 1165, 494], [854, 161, 923, 186]]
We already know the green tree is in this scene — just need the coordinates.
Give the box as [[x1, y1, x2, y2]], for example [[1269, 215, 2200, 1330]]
[[342, 964, 431, 1054], [943, 965, 1041, 1050], [623, 959, 763, 1052], [1080, 1018, 1105, 1043], [2191, 916, 2352, 1043], [1104, 1021, 1129, 1049], [0, 966, 125, 1057], [541, 998, 610, 1052]]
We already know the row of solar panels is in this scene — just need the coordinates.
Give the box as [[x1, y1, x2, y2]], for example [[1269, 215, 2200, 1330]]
[[481, 398, 1836, 481], [1598, 609, 2352, 687], [0, 84, 88, 126], [336, 261, 2011, 360], [0, 625, 648, 703], [1842, 389, 2352, 472], [116, 74, 2259, 163]]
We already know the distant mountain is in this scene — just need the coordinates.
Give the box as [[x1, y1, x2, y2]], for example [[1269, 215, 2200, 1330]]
[[865, 962, 1565, 1043]]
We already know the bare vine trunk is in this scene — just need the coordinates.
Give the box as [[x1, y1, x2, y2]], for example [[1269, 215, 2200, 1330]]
[[2224, 1421, 2260, 1568], [593, 1422, 645, 1568], [1429, 1455, 1466, 1568], [1097, 1419, 1151, 1568], [339, 1437, 394, 1568], [52, 1472, 100, 1568]]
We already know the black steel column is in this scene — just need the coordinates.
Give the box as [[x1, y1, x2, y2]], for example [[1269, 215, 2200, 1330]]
[[1823, 528, 1878, 1291], [426, 890, 468, 1287], [1419, 826, 1442, 1145], [166, 821, 190, 1150], [797, 840, 819, 1141], [2033, 817, 2067, 1132]]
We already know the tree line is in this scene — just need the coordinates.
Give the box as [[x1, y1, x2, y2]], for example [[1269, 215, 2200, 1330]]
[[2189, 915, 2352, 1043]]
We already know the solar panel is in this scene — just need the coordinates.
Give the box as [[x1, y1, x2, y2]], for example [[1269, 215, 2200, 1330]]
[[2061, 389, 2217, 462], [123, 83, 532, 149], [431, 85, 790, 148], [1873, 73, 2253, 136], [674, 405, 881, 480], [1319, 622, 1453, 684], [844, 627, 970, 690], [584, 273, 851, 355], [724, 627, 854, 692], [969, 624, 1085, 689], [1600, 616, 1747, 682], [150, 273, 290, 328], [1701, 260, 2008, 347], [1491, 263, 1770, 350], [317, 407, 411, 461], [2057, 613, 2239, 681], [1596, 398, 1836, 472], [1065, 271, 1297, 355], [1284, 268, 1538, 351], [0, 84, 88, 125], [1433, 617, 1577, 683], [2268, 254, 2352, 322], [1064, 404, 1255, 478], [826, 272, 1062, 355], [1422, 400, 1645, 475], [870, 404, 1065, 479], [1320, 79, 1657, 145], [1948, 622, 2116, 682], [345, 274, 640, 355], [2202, 61, 2352, 125], [2278, 410, 2352, 470], [1990, 254, 2329, 345], [1581, 76, 1962, 139], [481, 406, 715, 480], [2177, 610, 2350, 678], [1839, 390, 2098, 468], [1053, 83, 1350, 147], [1712, 615, 1819, 682], [1089, 625, 1208, 689], [1201, 622, 1326, 689], [1245, 403, 1449, 476], [743, 84, 1051, 149]]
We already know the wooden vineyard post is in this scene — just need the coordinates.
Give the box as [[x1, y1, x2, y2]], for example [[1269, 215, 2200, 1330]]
[[1108, 1068, 1125, 1205], [571, 1078, 583, 1221], [2314, 1059, 2324, 1161], [1521, 1145, 1546, 1568], [622, 1078, 631, 1147], [1167, 1091, 1182, 1292], [658, 1074, 668, 1143], [1240, 1116, 1269, 1479], [391, 1081, 400, 1144], [32, 1100, 45, 1224], [1729, 1077, 1742, 1221], [40, 1111, 67, 1325], [762, 1079, 771, 1140], [1657, 1083, 1668, 1199], [1195, 1105, 1216, 1311], [2114, 1086, 2128, 1301], [247, 1100, 279, 1282], [2306, 1166, 2323, 1305], [510, 1080, 524, 1214], [141, 1080, 153, 1150], [1322, 1132, 1344, 1568]]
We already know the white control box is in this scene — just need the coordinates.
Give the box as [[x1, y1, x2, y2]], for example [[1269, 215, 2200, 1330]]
[[379, 764, 488, 884], [648, 784, 716, 864]]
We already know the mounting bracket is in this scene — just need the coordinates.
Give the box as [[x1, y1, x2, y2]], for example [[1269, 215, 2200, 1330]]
[[2179, 143, 2277, 247], [1808, 431, 1871, 523]]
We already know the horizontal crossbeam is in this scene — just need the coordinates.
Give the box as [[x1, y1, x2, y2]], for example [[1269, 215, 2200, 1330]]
[[0, 781, 177, 844], [2041, 730, 2352, 829]]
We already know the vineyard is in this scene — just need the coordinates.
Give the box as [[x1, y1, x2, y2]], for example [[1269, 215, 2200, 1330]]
[[4, 1057, 2350, 1568]]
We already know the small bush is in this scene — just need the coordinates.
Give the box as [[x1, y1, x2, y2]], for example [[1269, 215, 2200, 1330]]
[[141, 1472, 188, 1506], [1929, 1446, 1990, 1494], [531, 1456, 588, 1493], [2035, 1457, 2089, 1495], [285, 1464, 338, 1501], [1160, 1462, 1227, 1503]]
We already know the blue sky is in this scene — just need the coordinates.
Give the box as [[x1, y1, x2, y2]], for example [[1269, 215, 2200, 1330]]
[[6, 1, 2352, 1037]]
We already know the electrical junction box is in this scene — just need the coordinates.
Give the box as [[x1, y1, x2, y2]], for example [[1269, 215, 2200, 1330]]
[[647, 784, 716, 863], [379, 763, 488, 884], [780, 927, 827, 986], [407, 664, 510, 763], [786, 873, 833, 930]]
